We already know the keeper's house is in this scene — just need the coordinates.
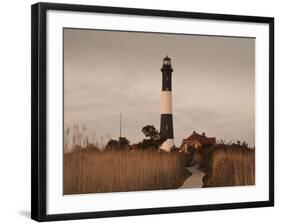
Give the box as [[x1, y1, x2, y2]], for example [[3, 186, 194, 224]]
[[180, 131, 216, 152]]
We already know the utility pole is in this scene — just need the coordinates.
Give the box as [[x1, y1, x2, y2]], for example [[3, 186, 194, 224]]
[[119, 113, 122, 138]]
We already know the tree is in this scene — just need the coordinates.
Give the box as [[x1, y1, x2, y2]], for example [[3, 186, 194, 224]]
[[105, 139, 119, 150], [139, 125, 166, 149], [241, 141, 248, 148], [105, 137, 130, 150], [142, 125, 159, 140], [84, 143, 100, 152], [118, 137, 130, 149]]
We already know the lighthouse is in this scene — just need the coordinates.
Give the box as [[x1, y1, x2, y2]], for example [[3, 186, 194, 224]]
[[160, 55, 174, 151]]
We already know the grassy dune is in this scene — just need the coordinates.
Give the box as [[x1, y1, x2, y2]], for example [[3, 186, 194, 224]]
[[64, 150, 189, 195], [202, 147, 255, 187]]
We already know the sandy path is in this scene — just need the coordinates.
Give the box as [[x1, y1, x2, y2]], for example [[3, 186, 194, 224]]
[[180, 166, 205, 189]]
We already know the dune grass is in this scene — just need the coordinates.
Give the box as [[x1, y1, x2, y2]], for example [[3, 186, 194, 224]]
[[202, 147, 255, 187], [64, 150, 189, 194]]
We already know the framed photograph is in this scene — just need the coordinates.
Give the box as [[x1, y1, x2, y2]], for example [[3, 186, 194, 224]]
[[31, 2, 274, 222]]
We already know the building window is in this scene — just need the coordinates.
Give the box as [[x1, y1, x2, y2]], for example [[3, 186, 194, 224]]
[[166, 76, 168, 81], [166, 124, 169, 130]]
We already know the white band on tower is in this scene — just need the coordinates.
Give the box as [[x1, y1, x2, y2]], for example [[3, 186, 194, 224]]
[[161, 91, 172, 114]]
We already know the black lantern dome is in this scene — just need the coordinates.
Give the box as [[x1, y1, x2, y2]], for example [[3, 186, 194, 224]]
[[163, 55, 171, 65], [161, 55, 173, 72]]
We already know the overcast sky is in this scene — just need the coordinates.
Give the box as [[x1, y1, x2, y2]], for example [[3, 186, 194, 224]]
[[64, 28, 255, 147]]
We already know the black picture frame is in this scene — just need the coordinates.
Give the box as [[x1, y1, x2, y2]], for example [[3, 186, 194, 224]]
[[31, 2, 274, 222]]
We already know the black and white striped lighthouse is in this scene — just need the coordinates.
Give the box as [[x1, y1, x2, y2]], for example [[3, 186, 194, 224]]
[[160, 55, 174, 151]]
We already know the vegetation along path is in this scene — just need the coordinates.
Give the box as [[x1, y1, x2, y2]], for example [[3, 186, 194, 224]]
[[180, 166, 205, 189]]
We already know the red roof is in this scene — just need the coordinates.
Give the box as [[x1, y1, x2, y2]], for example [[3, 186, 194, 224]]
[[183, 131, 216, 145]]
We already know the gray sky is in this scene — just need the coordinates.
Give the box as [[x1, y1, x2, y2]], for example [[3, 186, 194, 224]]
[[64, 28, 255, 147]]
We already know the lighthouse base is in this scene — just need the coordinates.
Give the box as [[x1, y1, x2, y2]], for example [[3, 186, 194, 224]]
[[160, 139, 174, 152]]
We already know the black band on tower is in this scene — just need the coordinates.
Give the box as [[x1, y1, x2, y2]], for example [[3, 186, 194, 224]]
[[160, 114, 174, 139], [162, 72, 172, 91]]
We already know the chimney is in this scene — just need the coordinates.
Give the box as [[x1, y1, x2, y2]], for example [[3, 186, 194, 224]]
[[202, 132, 205, 136], [193, 131, 196, 134]]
